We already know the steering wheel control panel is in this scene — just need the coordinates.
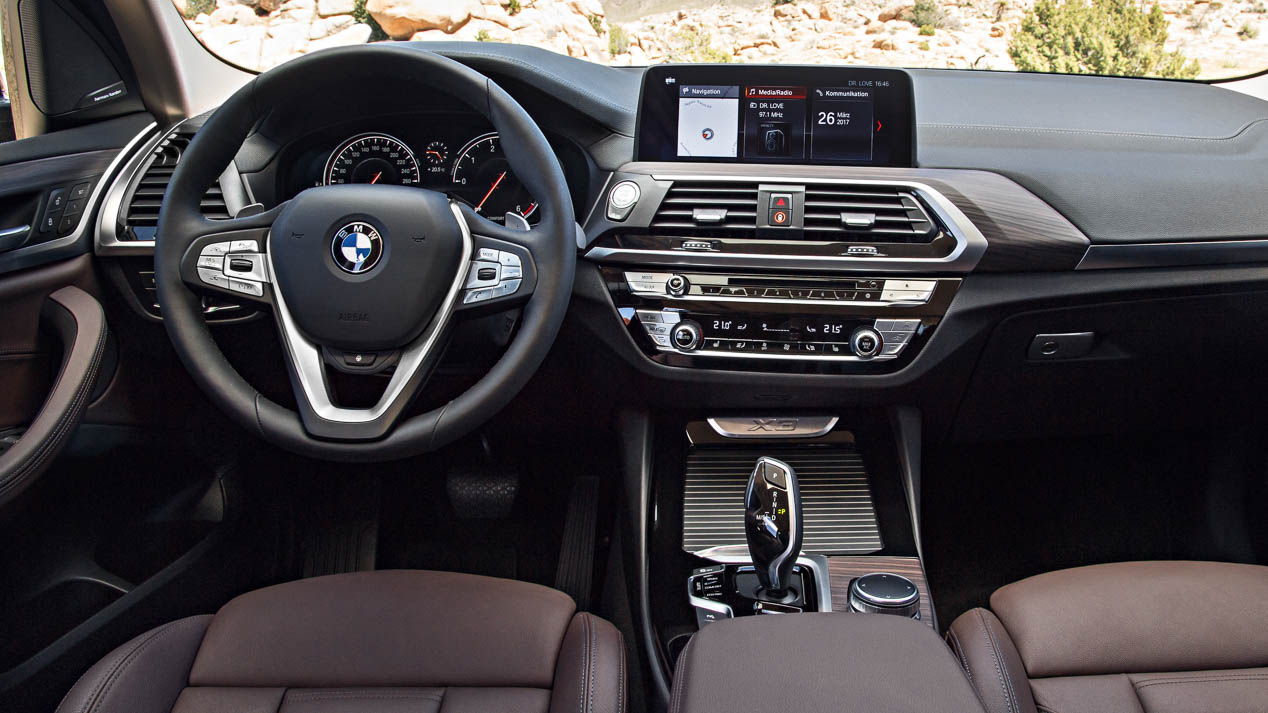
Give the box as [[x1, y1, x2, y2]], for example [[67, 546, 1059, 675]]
[[606, 267, 956, 372]]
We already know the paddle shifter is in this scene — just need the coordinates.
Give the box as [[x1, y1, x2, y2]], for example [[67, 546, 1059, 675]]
[[744, 457, 803, 596]]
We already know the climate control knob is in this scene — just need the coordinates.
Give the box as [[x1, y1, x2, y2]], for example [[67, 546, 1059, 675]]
[[666, 274, 690, 297], [850, 327, 882, 359], [671, 321, 703, 351]]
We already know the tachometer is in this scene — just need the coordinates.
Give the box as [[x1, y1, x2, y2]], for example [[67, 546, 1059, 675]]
[[451, 132, 538, 222], [324, 133, 420, 186]]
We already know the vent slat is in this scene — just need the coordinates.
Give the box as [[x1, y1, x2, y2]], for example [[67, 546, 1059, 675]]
[[121, 128, 229, 239]]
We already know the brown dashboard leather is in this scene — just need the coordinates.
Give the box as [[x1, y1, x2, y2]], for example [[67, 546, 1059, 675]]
[[0, 284, 108, 507], [948, 561, 1268, 713], [57, 570, 625, 713], [990, 561, 1268, 677], [670, 613, 986, 713]]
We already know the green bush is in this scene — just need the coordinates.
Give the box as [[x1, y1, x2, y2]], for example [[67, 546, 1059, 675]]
[[1008, 0, 1200, 78], [476, 29, 491, 41], [353, 0, 389, 41], [920, 23, 936, 34], [183, 0, 215, 18], [994, 0, 1009, 21], [907, 0, 951, 28], [589, 14, 605, 34], [609, 25, 631, 55], [666, 26, 732, 62], [772, 0, 795, 5], [1241, 22, 1260, 38], [507, 0, 521, 14], [919, 40, 932, 49]]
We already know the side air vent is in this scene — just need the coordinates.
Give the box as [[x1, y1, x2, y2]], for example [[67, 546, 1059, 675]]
[[120, 130, 229, 241], [802, 185, 936, 242], [649, 182, 759, 238]]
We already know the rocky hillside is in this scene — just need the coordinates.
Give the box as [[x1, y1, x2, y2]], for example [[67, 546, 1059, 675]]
[[177, 0, 1268, 77]]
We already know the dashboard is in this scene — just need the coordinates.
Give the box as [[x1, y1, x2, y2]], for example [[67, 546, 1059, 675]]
[[277, 112, 544, 225]]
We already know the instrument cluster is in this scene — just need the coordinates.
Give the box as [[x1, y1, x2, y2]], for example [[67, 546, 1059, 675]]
[[286, 114, 539, 225]]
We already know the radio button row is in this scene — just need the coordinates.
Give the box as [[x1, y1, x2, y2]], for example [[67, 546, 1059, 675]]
[[880, 331, 911, 345], [881, 343, 906, 356], [650, 334, 672, 347], [644, 323, 671, 336]]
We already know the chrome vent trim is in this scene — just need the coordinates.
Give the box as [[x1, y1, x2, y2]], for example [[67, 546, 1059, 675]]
[[650, 182, 759, 237]]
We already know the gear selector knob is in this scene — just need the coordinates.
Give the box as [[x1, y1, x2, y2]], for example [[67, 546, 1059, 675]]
[[744, 457, 803, 596]]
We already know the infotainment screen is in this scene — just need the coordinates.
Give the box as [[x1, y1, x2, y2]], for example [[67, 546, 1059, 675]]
[[635, 65, 914, 167]]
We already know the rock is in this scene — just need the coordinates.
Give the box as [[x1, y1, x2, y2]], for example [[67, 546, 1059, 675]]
[[452, 17, 515, 40], [209, 4, 257, 24], [316, 0, 355, 16], [872, 36, 897, 49], [800, 3, 819, 18], [773, 4, 797, 18], [310, 14, 355, 38], [989, 23, 1004, 37], [259, 0, 283, 11], [565, 0, 603, 17], [409, 28, 451, 40], [266, 19, 311, 44], [367, 0, 481, 39], [819, 3, 836, 20], [877, 5, 910, 22], [865, 22, 886, 33], [308, 21, 372, 48]]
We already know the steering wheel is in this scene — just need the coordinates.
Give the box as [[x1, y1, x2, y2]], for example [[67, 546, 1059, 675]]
[[154, 45, 575, 461]]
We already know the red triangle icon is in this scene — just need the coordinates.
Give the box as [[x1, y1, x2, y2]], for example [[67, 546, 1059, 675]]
[[775, 197, 786, 206]]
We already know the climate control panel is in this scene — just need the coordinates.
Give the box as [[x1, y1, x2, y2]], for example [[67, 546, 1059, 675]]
[[636, 310, 920, 361]]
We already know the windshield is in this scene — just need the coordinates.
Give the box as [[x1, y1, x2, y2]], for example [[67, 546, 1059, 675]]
[[175, 0, 1266, 79]]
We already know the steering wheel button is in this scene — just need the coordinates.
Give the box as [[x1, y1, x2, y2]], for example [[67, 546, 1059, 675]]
[[343, 352, 377, 367], [496, 251, 521, 267], [198, 267, 231, 289], [477, 247, 500, 262], [228, 278, 263, 297], [197, 255, 224, 269], [501, 264, 522, 279], [466, 261, 501, 288], [492, 279, 521, 297], [463, 288, 494, 304], [201, 242, 231, 256], [230, 240, 259, 253]]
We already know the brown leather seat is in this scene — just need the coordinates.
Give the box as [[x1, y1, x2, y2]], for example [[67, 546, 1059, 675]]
[[947, 561, 1268, 713], [55, 570, 625, 713]]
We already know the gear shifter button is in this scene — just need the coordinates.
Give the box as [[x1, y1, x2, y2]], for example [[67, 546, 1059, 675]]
[[764, 463, 788, 489]]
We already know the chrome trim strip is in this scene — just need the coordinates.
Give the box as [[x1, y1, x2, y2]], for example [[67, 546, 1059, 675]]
[[707, 416, 839, 439], [266, 201, 473, 424], [0, 225, 30, 239], [658, 347, 900, 362], [585, 175, 987, 273], [693, 545, 833, 612], [96, 120, 250, 256]]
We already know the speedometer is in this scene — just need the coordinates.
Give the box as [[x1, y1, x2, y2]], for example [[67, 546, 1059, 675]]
[[324, 133, 420, 186], [451, 132, 538, 222]]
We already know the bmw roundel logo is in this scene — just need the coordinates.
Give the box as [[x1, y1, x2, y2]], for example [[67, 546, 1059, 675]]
[[331, 222, 383, 274]]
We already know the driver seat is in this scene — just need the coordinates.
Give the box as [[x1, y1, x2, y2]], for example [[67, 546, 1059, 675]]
[[54, 570, 625, 713]]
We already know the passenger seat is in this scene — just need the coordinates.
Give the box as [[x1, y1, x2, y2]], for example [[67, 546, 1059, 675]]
[[947, 561, 1268, 713]]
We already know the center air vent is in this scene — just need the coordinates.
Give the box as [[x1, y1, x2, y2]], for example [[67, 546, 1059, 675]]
[[803, 184, 936, 242], [650, 182, 759, 238], [119, 130, 230, 241], [649, 180, 940, 243]]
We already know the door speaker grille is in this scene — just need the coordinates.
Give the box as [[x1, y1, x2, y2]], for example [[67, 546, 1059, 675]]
[[682, 447, 883, 555]]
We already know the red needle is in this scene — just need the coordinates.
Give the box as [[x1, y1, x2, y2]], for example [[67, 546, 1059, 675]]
[[477, 171, 507, 212], [370, 171, 382, 184]]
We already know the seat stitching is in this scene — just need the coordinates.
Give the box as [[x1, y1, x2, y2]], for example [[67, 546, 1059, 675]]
[[578, 613, 592, 713], [616, 629, 626, 713], [948, 628, 973, 684], [1135, 675, 1268, 689], [286, 692, 446, 701], [78, 617, 202, 713], [976, 610, 1018, 713], [587, 614, 598, 713]]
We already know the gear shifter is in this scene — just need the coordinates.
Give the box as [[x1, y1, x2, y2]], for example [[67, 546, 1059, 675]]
[[744, 457, 802, 596]]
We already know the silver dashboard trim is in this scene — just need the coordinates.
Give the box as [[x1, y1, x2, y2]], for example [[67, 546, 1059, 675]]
[[707, 416, 839, 439], [96, 121, 250, 257], [266, 201, 473, 425], [584, 175, 987, 273]]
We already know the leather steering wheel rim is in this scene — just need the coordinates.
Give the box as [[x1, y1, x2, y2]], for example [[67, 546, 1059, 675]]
[[154, 45, 576, 462]]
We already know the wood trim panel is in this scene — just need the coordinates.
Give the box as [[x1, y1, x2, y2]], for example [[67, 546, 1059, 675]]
[[827, 556, 935, 627], [624, 162, 1090, 272]]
